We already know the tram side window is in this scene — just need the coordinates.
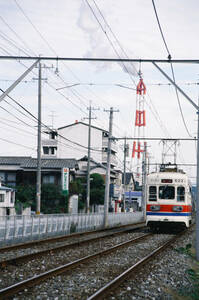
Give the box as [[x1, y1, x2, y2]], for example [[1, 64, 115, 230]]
[[149, 186, 157, 201], [177, 186, 185, 202], [159, 186, 175, 200]]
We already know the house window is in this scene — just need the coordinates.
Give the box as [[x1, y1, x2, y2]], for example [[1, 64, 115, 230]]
[[49, 131, 57, 140], [0, 194, 5, 202], [43, 175, 55, 184], [50, 147, 57, 155], [43, 147, 49, 155], [0, 172, 5, 182], [11, 191, 14, 203], [7, 173, 16, 181]]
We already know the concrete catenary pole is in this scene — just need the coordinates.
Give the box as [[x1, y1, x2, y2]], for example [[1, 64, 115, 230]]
[[86, 106, 91, 214], [36, 62, 41, 215], [85, 104, 99, 213], [196, 110, 199, 260], [142, 143, 147, 220], [104, 107, 119, 227], [86, 105, 92, 214], [153, 62, 199, 261], [123, 137, 127, 212]]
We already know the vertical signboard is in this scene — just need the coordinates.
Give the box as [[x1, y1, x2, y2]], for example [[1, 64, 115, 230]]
[[62, 167, 69, 195]]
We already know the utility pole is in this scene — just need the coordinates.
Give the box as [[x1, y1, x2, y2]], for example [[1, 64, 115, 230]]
[[104, 107, 119, 227], [152, 62, 199, 261], [123, 137, 128, 212], [142, 143, 147, 219], [36, 62, 41, 215], [84, 104, 99, 213], [196, 106, 199, 260], [34, 63, 49, 215]]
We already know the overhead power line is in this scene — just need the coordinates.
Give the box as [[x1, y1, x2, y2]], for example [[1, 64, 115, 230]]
[[0, 87, 102, 153], [0, 136, 35, 150], [151, 0, 192, 137]]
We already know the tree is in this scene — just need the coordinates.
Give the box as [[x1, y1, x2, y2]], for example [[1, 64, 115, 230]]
[[41, 184, 67, 213], [15, 184, 67, 214], [15, 184, 35, 210], [90, 173, 105, 205]]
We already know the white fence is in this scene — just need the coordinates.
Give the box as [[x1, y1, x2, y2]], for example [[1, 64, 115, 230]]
[[0, 212, 144, 246]]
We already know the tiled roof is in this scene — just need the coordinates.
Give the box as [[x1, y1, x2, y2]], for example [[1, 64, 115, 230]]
[[0, 186, 14, 191], [0, 156, 31, 165], [21, 158, 77, 169], [0, 156, 78, 170], [58, 121, 108, 133]]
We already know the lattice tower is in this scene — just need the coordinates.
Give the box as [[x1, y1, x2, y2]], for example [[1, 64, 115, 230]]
[[132, 76, 147, 182]]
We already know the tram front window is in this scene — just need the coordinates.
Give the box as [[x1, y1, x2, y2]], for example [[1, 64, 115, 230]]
[[177, 186, 185, 202], [159, 185, 175, 200], [149, 186, 157, 201]]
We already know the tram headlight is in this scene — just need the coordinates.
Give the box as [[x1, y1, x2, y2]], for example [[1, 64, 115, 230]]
[[150, 205, 160, 211], [172, 206, 183, 212]]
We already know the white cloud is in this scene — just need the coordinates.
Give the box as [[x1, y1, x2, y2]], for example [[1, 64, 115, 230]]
[[0, 0, 198, 182]]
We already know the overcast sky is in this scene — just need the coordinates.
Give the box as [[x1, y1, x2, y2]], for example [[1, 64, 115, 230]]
[[0, 0, 199, 183]]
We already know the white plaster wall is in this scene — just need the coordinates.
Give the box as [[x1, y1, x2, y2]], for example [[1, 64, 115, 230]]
[[0, 191, 15, 208], [0, 207, 6, 216], [0, 191, 6, 207], [58, 123, 102, 162]]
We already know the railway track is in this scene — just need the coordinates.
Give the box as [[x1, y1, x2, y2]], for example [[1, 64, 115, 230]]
[[0, 222, 145, 253], [87, 230, 187, 299], [0, 229, 180, 300], [0, 223, 146, 268]]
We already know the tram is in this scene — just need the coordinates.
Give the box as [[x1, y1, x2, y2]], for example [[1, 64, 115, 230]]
[[146, 164, 193, 232]]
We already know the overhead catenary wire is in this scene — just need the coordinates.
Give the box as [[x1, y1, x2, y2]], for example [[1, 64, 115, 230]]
[[0, 1, 191, 166], [84, 0, 173, 143], [0, 86, 103, 153], [0, 40, 107, 152], [151, 0, 192, 138], [12, 0, 114, 135], [13, 1, 104, 110], [0, 136, 36, 150], [0, 45, 187, 164]]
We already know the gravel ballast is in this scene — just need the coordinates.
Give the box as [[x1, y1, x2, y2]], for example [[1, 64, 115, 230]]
[[1, 227, 197, 299]]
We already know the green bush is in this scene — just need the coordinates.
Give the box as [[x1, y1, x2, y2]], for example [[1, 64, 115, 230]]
[[15, 184, 68, 214]]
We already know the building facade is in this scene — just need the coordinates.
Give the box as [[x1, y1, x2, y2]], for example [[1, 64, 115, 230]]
[[0, 157, 78, 187], [41, 121, 118, 168], [0, 179, 15, 216]]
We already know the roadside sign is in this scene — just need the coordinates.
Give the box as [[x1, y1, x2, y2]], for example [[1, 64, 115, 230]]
[[62, 167, 69, 195]]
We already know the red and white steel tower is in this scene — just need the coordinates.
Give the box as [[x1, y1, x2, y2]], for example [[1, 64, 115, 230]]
[[132, 74, 147, 181]]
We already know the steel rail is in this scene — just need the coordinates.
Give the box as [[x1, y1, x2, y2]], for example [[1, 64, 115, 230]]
[[0, 224, 146, 268], [0, 222, 145, 253], [0, 233, 151, 299], [87, 230, 189, 300]]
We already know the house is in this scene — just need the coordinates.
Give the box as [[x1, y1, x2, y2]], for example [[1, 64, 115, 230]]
[[0, 156, 78, 187], [0, 179, 15, 216], [77, 156, 117, 182], [41, 121, 118, 168], [122, 172, 135, 193]]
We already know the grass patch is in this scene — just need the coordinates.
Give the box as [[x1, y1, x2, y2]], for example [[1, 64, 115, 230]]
[[174, 243, 199, 299]]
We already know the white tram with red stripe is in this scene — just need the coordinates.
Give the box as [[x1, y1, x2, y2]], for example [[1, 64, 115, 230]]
[[146, 165, 193, 231]]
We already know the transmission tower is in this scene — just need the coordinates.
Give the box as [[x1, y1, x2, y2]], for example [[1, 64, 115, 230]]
[[132, 73, 147, 182]]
